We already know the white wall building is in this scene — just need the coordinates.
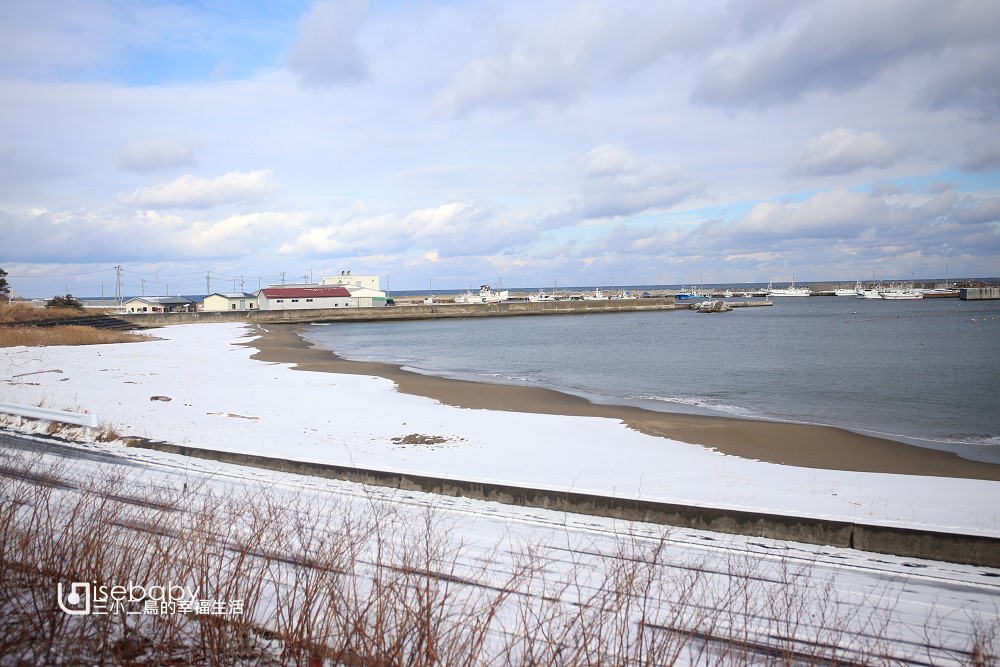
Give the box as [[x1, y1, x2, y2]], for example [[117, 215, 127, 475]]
[[321, 271, 380, 291], [257, 286, 351, 310], [123, 296, 196, 313], [202, 292, 258, 312]]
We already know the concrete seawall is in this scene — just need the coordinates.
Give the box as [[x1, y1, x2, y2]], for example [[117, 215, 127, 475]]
[[961, 287, 1000, 300], [119, 297, 680, 327], [130, 440, 1000, 568]]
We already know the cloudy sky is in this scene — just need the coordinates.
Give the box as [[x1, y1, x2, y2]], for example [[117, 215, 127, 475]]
[[2, 0, 999, 298]]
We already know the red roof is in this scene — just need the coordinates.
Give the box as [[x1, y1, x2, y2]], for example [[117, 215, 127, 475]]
[[261, 287, 351, 298]]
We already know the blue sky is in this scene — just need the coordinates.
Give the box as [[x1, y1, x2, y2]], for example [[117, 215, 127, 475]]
[[2, 0, 999, 298]]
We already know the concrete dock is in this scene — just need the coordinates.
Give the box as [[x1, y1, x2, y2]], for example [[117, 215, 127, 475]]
[[119, 297, 698, 327]]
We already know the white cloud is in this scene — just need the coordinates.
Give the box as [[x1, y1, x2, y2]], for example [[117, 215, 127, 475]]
[[961, 141, 1000, 172], [582, 144, 637, 177], [789, 128, 901, 177], [287, 0, 368, 86], [434, 4, 710, 115], [277, 200, 531, 260], [730, 190, 884, 237], [566, 147, 702, 222], [121, 170, 277, 209], [691, 0, 1000, 110], [118, 140, 195, 173]]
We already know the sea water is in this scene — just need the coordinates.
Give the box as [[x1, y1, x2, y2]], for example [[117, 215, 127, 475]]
[[301, 297, 1000, 460]]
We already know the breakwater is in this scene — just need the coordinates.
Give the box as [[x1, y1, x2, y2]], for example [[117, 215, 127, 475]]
[[118, 297, 682, 327]]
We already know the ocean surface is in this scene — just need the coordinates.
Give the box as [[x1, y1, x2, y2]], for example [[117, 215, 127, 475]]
[[301, 296, 1000, 461]]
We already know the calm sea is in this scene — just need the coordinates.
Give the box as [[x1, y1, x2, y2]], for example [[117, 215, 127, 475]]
[[301, 296, 1000, 461]]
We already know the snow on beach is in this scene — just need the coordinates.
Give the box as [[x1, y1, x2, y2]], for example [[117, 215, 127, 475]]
[[2, 322, 999, 536]]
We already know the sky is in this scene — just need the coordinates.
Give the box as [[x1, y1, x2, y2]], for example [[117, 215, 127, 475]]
[[1, 0, 999, 298]]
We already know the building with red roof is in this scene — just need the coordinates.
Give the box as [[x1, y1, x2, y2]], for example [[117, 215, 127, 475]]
[[257, 286, 351, 311]]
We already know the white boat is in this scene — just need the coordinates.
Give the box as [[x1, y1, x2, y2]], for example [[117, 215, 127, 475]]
[[855, 281, 883, 299], [879, 285, 923, 300], [527, 289, 558, 302], [454, 284, 510, 303], [766, 280, 811, 297], [583, 287, 609, 300], [833, 284, 857, 296]]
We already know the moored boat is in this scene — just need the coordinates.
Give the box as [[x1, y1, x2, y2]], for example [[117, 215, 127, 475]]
[[454, 284, 510, 303], [766, 280, 811, 297], [528, 289, 559, 302], [675, 286, 709, 300], [855, 281, 884, 299], [879, 284, 923, 300]]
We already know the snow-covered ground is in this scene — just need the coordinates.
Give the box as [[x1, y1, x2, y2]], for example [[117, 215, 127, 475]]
[[1, 322, 999, 536], [2, 429, 998, 665]]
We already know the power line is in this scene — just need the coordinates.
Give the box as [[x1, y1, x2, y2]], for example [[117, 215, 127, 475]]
[[6, 267, 117, 278]]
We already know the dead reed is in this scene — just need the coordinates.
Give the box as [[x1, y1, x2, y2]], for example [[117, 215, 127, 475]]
[[0, 448, 996, 666], [0, 302, 115, 324], [0, 325, 151, 347]]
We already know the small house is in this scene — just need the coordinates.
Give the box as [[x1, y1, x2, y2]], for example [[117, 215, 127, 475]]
[[123, 296, 196, 313], [202, 292, 258, 312]]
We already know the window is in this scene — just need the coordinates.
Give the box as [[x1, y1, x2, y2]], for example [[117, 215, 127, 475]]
[[231, 304, 236, 309], [276, 299, 284, 303], [292, 299, 299, 302], [306, 298, 313, 302]]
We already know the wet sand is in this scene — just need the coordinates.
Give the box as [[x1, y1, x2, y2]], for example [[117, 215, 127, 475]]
[[246, 324, 1000, 481]]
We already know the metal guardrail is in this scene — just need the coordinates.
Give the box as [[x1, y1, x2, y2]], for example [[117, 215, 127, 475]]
[[0, 402, 99, 429]]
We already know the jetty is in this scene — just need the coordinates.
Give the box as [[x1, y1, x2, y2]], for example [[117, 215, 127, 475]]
[[118, 297, 704, 327]]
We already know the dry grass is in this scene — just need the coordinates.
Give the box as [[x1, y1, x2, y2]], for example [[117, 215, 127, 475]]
[[0, 325, 151, 348], [1, 448, 997, 666], [0, 302, 149, 348], [0, 302, 117, 324]]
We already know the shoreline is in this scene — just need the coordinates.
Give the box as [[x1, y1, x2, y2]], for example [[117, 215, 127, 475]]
[[247, 324, 1000, 481]]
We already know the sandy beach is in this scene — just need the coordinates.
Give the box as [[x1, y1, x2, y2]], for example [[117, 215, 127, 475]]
[[247, 324, 1000, 481]]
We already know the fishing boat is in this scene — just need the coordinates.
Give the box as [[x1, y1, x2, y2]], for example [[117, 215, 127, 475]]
[[454, 284, 510, 304], [855, 281, 883, 299], [879, 285, 923, 300], [584, 287, 609, 300], [766, 280, 811, 297], [675, 286, 709, 300], [528, 289, 558, 302]]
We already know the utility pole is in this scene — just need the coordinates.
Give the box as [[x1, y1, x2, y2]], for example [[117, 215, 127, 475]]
[[114, 265, 122, 306], [280, 272, 286, 286], [240, 276, 245, 292], [141, 279, 145, 296], [205, 271, 211, 295]]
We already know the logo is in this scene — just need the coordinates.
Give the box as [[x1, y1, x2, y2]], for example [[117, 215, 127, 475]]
[[56, 580, 243, 617], [57, 582, 92, 615]]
